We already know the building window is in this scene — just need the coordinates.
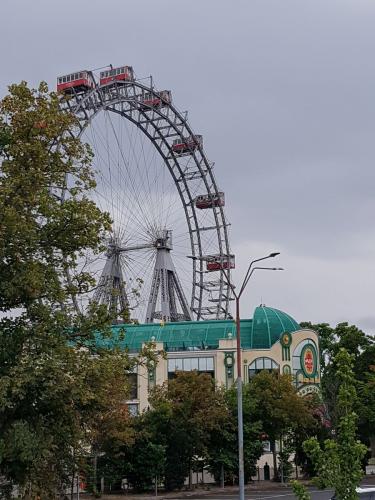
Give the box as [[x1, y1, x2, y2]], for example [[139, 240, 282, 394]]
[[249, 357, 279, 379], [168, 356, 214, 379], [125, 366, 138, 400], [283, 364, 291, 375], [262, 441, 272, 453], [148, 361, 156, 392], [127, 403, 139, 416]]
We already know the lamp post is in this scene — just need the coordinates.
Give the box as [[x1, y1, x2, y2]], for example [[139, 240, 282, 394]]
[[222, 253, 283, 500]]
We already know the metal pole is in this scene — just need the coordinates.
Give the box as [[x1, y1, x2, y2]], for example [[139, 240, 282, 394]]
[[221, 254, 282, 500], [236, 297, 245, 500]]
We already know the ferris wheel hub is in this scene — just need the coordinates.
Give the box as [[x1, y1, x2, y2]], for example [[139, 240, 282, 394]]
[[154, 229, 172, 250]]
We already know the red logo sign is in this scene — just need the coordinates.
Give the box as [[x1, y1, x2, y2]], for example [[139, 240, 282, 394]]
[[303, 347, 314, 375]]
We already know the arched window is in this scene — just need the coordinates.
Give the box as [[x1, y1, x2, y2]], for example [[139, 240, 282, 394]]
[[249, 357, 279, 379]]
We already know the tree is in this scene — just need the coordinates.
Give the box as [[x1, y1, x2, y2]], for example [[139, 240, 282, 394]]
[[207, 383, 263, 485], [0, 82, 133, 498], [295, 349, 367, 500], [0, 314, 136, 498], [355, 345, 375, 460], [148, 371, 229, 491], [302, 321, 375, 461], [0, 82, 112, 313], [119, 412, 166, 493], [357, 371, 375, 459], [249, 371, 317, 480]]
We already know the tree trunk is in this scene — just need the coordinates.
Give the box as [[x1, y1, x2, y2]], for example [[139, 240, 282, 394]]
[[370, 435, 375, 459], [271, 441, 277, 480], [220, 464, 224, 489], [280, 438, 284, 484], [93, 454, 98, 495], [70, 469, 75, 500], [70, 450, 75, 500]]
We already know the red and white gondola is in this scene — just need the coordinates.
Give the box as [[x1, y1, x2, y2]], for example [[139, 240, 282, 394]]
[[57, 71, 95, 94], [195, 192, 225, 209], [171, 135, 203, 155], [99, 66, 134, 86], [139, 90, 172, 110], [206, 254, 235, 272]]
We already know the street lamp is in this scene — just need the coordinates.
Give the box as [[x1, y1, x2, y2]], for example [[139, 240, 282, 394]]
[[222, 253, 283, 500]]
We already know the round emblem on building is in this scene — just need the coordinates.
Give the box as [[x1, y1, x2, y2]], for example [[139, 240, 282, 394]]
[[301, 344, 317, 378], [280, 331, 292, 347]]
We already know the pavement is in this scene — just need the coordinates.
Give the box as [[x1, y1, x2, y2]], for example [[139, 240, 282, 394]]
[[81, 475, 375, 500]]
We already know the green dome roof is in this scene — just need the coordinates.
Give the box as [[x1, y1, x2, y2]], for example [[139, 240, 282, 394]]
[[94, 305, 300, 352], [250, 305, 300, 349]]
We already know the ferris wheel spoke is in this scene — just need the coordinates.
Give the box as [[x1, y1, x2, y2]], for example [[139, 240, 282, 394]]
[[105, 110, 161, 234], [88, 121, 159, 238], [89, 113, 155, 236], [122, 250, 156, 317], [60, 73, 232, 321]]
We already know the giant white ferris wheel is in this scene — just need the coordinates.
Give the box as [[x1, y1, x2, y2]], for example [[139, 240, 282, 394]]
[[57, 64, 235, 323]]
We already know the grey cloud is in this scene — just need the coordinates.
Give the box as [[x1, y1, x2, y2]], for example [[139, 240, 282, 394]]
[[1, 0, 375, 329]]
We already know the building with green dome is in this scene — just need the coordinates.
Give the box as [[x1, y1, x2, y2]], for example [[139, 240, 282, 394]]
[[97, 304, 320, 482], [99, 304, 320, 415]]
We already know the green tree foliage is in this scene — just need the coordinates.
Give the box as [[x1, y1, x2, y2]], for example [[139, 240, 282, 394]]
[[0, 83, 133, 497], [250, 371, 317, 480], [291, 479, 311, 500], [107, 371, 230, 493], [301, 349, 367, 500], [302, 321, 375, 459], [0, 82, 111, 313], [120, 412, 166, 492], [207, 383, 263, 484], [149, 371, 229, 491], [357, 372, 375, 458]]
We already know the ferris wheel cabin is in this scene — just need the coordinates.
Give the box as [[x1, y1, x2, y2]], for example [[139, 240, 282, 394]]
[[140, 90, 172, 110], [99, 65, 134, 86], [206, 254, 235, 272], [195, 192, 225, 209], [57, 71, 95, 94], [172, 135, 203, 155]]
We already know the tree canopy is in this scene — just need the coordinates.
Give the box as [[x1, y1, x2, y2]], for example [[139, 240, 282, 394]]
[[294, 349, 367, 500], [0, 82, 133, 498]]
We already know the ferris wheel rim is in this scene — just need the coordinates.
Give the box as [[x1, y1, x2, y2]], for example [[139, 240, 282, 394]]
[[60, 76, 232, 321]]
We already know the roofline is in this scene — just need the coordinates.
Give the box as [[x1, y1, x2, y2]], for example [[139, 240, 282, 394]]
[[113, 318, 253, 329], [57, 70, 90, 79]]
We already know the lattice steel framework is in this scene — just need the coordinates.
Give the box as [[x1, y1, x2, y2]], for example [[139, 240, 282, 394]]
[[59, 72, 232, 321]]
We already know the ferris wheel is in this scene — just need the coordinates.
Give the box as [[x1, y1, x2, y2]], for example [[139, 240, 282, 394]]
[[57, 65, 234, 323]]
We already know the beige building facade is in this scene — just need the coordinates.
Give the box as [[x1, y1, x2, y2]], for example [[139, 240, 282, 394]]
[[112, 305, 320, 415], [102, 304, 320, 480]]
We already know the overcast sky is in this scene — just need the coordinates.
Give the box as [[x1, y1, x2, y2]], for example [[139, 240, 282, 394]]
[[1, 0, 375, 332]]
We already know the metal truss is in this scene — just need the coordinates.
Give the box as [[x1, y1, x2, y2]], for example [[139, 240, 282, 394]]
[[59, 73, 232, 321]]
